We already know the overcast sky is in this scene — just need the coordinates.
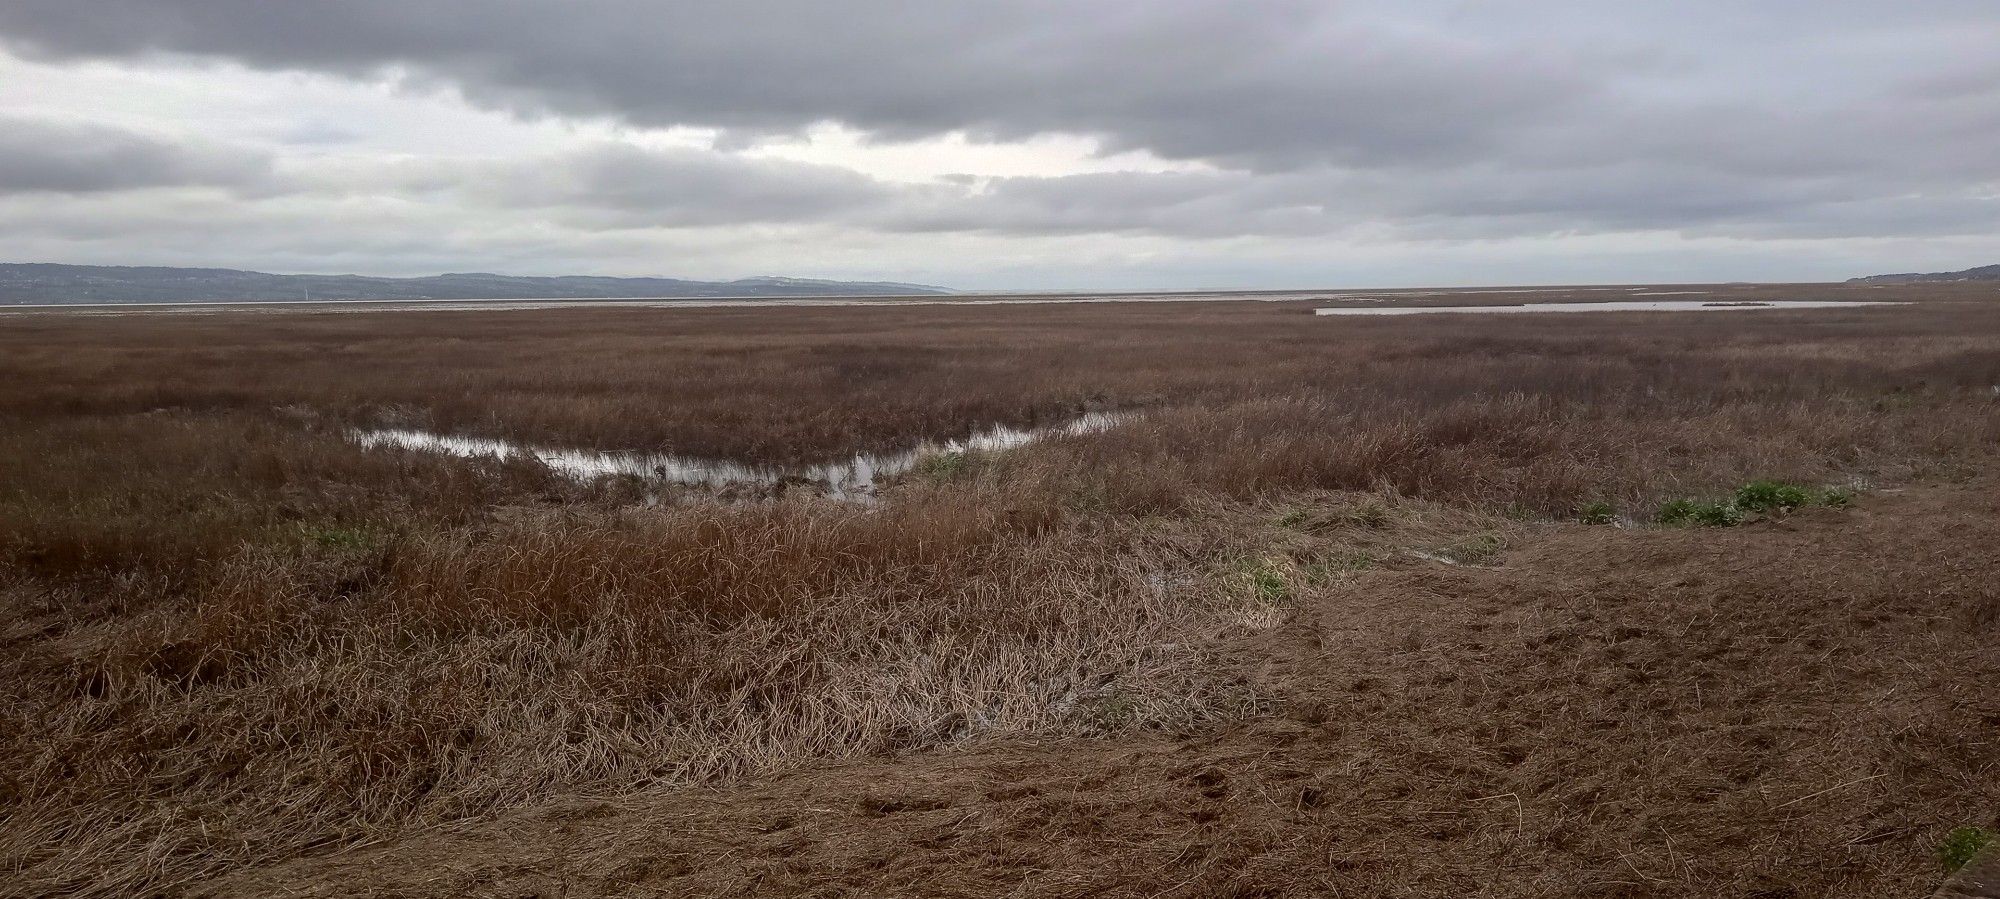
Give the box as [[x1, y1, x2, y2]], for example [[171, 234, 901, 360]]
[[1, 1, 1996, 289]]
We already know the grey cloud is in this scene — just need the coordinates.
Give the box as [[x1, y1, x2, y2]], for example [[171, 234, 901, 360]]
[[11, 183, 1991, 292], [0, 0, 1601, 170], [0, 116, 270, 194], [249, 129, 2000, 243], [285, 144, 899, 229], [4, 125, 1989, 251], [863, 159, 2000, 243], [872, 171, 1330, 239], [475, 145, 892, 225], [8, 1, 1992, 182]]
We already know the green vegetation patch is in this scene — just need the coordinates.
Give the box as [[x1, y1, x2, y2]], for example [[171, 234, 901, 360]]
[[1088, 691, 1139, 730], [1435, 532, 1505, 565], [297, 524, 384, 552], [1656, 481, 1855, 528], [1578, 501, 1618, 525], [1941, 825, 1998, 873], [1304, 552, 1376, 584], [913, 450, 971, 482], [1226, 556, 1295, 606], [1732, 480, 1812, 513]]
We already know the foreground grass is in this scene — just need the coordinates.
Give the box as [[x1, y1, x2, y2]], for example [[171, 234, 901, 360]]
[[2, 483, 1262, 894], [3, 417, 1505, 895]]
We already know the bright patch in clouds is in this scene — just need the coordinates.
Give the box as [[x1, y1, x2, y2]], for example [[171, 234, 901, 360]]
[[741, 123, 1215, 184]]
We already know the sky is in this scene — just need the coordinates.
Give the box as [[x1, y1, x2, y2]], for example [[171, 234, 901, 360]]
[[1, 1, 1996, 290]]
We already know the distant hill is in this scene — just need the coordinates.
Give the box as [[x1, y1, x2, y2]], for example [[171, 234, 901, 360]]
[[1848, 264, 2000, 285], [0, 264, 952, 305]]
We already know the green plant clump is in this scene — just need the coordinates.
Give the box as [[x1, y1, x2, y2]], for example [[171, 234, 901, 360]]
[[1241, 558, 1292, 605], [1940, 825, 1998, 873], [1304, 553, 1375, 584], [1734, 480, 1811, 513], [1088, 692, 1138, 730], [915, 450, 970, 482], [1658, 480, 1854, 527], [1656, 499, 1741, 527], [1578, 501, 1618, 525], [1690, 502, 1746, 527], [1655, 498, 1699, 525]]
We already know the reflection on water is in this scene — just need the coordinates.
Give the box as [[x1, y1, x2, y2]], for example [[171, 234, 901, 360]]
[[352, 412, 1125, 500], [1313, 300, 1908, 316]]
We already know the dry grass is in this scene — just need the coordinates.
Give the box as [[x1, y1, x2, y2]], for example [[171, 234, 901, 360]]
[[4, 488, 1297, 896], [2, 283, 1998, 896]]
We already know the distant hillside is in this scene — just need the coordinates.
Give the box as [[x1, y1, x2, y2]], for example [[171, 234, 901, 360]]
[[1848, 264, 2000, 285], [0, 264, 951, 305]]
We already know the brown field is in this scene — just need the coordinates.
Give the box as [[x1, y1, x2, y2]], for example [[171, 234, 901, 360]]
[[2, 282, 1998, 897]]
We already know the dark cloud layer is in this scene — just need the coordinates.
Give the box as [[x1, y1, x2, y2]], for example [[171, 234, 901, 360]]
[[0, 0, 1602, 171], [0, 116, 268, 194]]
